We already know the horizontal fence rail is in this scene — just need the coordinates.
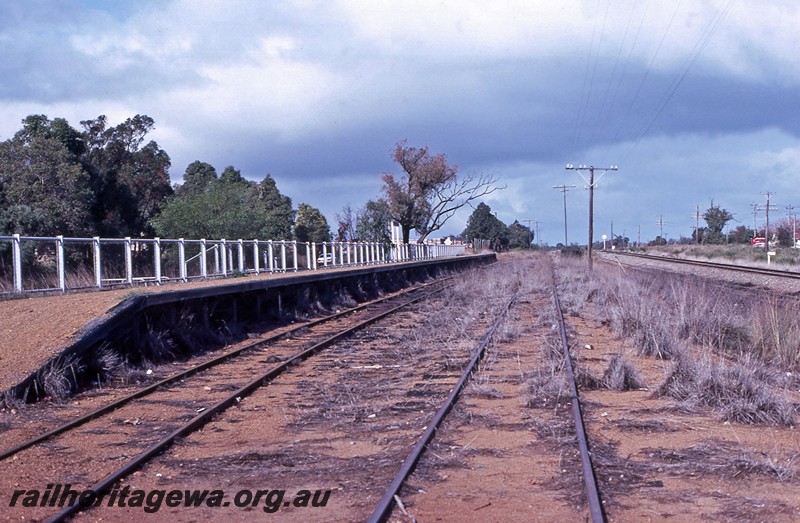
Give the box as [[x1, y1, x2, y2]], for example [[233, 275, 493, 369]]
[[0, 234, 473, 296]]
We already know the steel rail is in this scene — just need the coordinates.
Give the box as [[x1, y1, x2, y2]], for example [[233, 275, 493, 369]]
[[551, 274, 606, 523], [0, 278, 448, 462], [43, 284, 447, 523], [367, 292, 517, 523], [606, 251, 800, 280]]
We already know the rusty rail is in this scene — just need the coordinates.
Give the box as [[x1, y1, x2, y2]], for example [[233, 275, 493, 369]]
[[367, 293, 517, 523], [551, 274, 606, 522]]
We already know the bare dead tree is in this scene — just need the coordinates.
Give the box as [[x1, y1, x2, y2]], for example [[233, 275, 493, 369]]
[[415, 170, 503, 242], [335, 204, 357, 241], [382, 140, 504, 243]]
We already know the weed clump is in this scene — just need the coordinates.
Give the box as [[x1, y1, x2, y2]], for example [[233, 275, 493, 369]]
[[603, 354, 645, 391], [525, 366, 568, 410], [653, 356, 795, 426]]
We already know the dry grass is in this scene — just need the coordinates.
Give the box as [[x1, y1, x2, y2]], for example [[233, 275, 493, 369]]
[[602, 354, 645, 391], [653, 355, 796, 426], [551, 255, 799, 426], [644, 440, 797, 482], [525, 365, 569, 410], [750, 298, 800, 368], [559, 257, 800, 370]]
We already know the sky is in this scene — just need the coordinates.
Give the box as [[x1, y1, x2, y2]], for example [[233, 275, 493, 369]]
[[1, 0, 799, 245]]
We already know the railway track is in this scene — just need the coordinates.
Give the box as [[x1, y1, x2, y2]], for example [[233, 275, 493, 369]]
[[2, 258, 611, 521], [0, 278, 450, 522], [367, 263, 606, 522], [550, 270, 605, 523], [604, 250, 800, 281]]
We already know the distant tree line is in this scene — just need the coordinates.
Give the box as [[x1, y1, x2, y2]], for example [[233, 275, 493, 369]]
[[461, 202, 533, 251], [646, 200, 799, 247], [1, 117, 505, 278]]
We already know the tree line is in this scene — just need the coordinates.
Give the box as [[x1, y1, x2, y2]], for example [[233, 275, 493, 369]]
[[1, 115, 507, 249], [650, 201, 798, 247], [0, 114, 332, 244]]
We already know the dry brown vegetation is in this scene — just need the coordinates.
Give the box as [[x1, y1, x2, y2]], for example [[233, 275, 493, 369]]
[[553, 255, 798, 426]]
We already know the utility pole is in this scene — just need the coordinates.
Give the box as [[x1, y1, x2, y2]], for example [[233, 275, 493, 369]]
[[761, 191, 777, 253], [637, 224, 641, 247], [750, 203, 759, 236], [787, 205, 797, 249], [610, 220, 614, 249], [657, 215, 667, 243], [534, 220, 541, 248], [565, 164, 618, 269], [691, 204, 701, 244], [522, 219, 534, 249], [553, 184, 576, 247]]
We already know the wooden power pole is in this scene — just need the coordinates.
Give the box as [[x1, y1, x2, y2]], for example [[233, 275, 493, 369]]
[[565, 164, 618, 270]]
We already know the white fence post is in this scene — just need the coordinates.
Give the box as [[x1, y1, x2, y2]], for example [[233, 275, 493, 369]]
[[124, 237, 133, 285], [237, 239, 245, 273], [200, 239, 208, 278], [179, 239, 187, 281], [213, 243, 220, 274], [306, 242, 311, 270], [311, 242, 317, 270], [154, 238, 162, 284], [292, 241, 298, 272], [253, 240, 260, 275], [56, 236, 66, 292], [268, 241, 275, 272], [220, 239, 228, 276], [93, 236, 102, 288], [280, 242, 287, 272], [322, 243, 329, 268], [12, 234, 22, 292]]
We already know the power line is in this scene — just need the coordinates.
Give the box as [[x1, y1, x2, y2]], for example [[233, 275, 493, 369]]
[[521, 219, 536, 249], [787, 205, 797, 249], [571, 0, 604, 158], [624, 0, 736, 159], [608, 0, 682, 153], [597, 0, 644, 128]]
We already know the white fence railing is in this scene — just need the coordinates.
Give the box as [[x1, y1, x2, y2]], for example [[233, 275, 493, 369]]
[[0, 234, 468, 295]]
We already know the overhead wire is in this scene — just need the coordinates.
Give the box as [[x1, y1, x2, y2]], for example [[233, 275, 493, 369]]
[[598, 0, 651, 164], [606, 0, 683, 155], [578, 0, 611, 152], [570, 0, 603, 161], [622, 0, 736, 161], [570, 0, 735, 171], [595, 0, 639, 133]]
